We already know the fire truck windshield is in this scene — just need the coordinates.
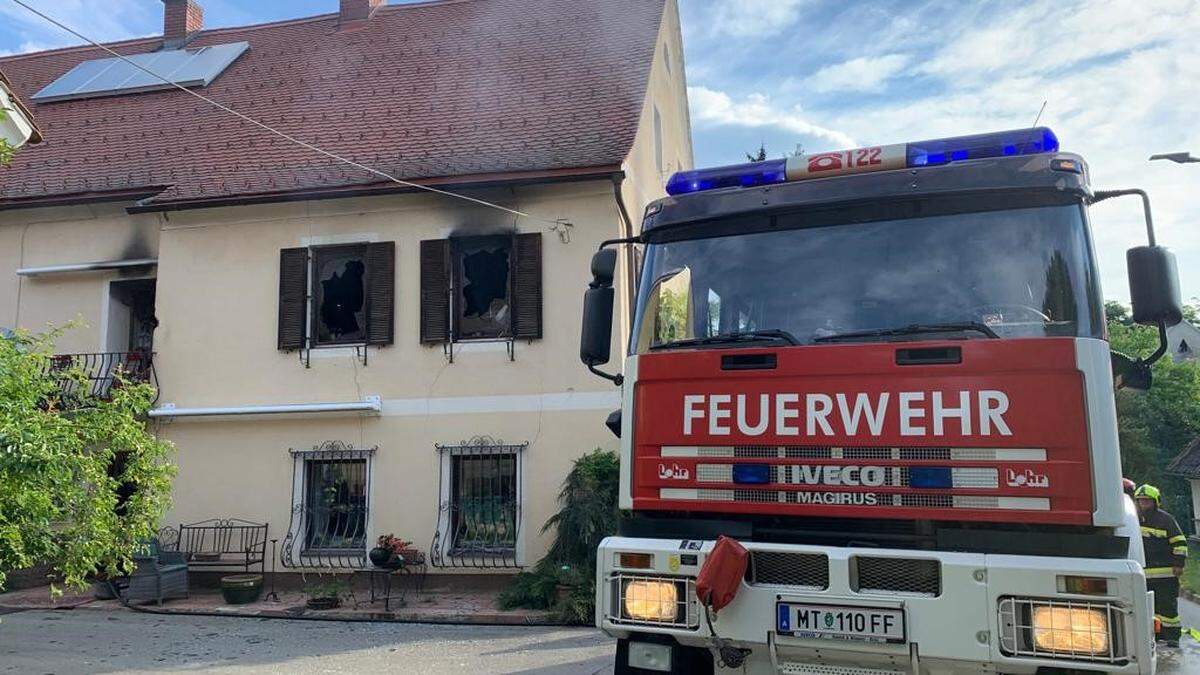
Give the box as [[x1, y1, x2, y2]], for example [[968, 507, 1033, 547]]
[[632, 202, 1103, 353]]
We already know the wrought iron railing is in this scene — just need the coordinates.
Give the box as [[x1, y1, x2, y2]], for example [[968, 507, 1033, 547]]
[[431, 437, 526, 569], [45, 351, 157, 403], [282, 441, 375, 570]]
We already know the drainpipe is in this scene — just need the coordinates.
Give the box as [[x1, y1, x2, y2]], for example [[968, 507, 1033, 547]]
[[611, 173, 638, 322]]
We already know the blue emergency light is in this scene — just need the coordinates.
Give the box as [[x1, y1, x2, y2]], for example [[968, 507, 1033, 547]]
[[908, 466, 954, 489], [665, 127, 1060, 196], [732, 463, 772, 484]]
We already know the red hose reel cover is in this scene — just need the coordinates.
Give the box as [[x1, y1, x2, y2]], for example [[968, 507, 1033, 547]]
[[696, 536, 748, 612]]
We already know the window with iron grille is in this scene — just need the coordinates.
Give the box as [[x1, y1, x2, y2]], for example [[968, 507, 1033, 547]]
[[450, 452, 517, 553], [431, 439, 526, 568], [302, 458, 368, 553]]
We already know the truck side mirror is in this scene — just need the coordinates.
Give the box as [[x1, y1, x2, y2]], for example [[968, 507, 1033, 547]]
[[580, 248, 622, 385], [1093, 188, 1179, 372], [1127, 245, 1183, 327]]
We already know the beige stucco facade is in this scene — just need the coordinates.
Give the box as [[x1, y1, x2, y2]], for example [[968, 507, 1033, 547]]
[[0, 1, 691, 574]]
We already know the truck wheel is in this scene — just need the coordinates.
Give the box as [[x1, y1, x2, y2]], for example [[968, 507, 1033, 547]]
[[614, 637, 715, 675]]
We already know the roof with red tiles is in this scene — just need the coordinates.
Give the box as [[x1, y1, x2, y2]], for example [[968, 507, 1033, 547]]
[[0, 0, 665, 208]]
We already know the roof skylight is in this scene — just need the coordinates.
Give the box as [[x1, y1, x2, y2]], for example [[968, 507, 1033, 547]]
[[31, 41, 249, 103]]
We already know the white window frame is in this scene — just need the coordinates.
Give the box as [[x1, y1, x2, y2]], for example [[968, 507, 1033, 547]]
[[284, 443, 375, 568], [432, 439, 526, 567]]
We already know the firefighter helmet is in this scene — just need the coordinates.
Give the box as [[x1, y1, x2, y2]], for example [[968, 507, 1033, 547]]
[[1134, 484, 1162, 505]]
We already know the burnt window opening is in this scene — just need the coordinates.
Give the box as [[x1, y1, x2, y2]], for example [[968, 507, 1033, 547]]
[[277, 242, 394, 353], [313, 245, 367, 346], [455, 236, 512, 340], [420, 233, 541, 346]]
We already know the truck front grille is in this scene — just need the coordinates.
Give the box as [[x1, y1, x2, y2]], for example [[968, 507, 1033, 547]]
[[745, 550, 829, 589], [852, 556, 941, 597]]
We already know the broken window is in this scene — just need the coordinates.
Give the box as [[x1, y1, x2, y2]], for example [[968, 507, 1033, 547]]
[[454, 236, 512, 339], [277, 242, 395, 352], [419, 233, 542, 345], [313, 245, 367, 345]]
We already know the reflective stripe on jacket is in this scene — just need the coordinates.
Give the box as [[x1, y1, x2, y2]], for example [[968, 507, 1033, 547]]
[[1140, 507, 1187, 571]]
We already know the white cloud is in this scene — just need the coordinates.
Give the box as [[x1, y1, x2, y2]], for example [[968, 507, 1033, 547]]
[[708, 0, 806, 38], [918, 0, 1200, 80], [683, 0, 1200, 301], [688, 86, 858, 149], [807, 54, 910, 93], [0, 0, 156, 55]]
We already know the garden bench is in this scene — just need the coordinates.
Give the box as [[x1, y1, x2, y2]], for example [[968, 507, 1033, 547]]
[[161, 519, 268, 574]]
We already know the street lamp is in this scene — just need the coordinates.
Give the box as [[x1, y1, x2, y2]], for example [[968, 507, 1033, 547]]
[[1149, 152, 1199, 164]]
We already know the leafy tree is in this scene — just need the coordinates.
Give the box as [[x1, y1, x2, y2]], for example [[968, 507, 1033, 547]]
[[1104, 299, 1130, 325], [746, 144, 768, 162], [1109, 302, 1200, 524], [0, 328, 176, 592]]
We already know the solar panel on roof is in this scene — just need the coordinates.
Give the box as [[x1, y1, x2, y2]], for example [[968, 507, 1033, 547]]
[[31, 42, 249, 103]]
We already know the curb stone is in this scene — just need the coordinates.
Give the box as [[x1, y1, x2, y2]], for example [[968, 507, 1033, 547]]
[[55, 600, 565, 626]]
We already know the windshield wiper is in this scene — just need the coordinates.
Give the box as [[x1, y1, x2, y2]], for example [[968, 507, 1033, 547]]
[[650, 329, 800, 350], [812, 322, 1000, 343]]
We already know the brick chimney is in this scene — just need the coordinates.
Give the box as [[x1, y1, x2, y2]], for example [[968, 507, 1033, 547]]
[[340, 0, 385, 23], [163, 0, 204, 47]]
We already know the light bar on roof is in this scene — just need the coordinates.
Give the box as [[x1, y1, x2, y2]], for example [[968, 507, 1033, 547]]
[[31, 42, 249, 103], [665, 127, 1061, 195]]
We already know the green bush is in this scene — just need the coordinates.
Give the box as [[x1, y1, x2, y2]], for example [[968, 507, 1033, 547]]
[[499, 449, 619, 623]]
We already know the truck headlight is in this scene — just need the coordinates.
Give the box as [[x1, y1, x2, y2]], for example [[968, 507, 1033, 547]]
[[608, 574, 698, 628], [999, 597, 1123, 663], [624, 579, 679, 622], [1032, 605, 1110, 654]]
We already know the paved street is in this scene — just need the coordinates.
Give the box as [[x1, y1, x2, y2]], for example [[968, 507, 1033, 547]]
[[2, 601, 1198, 674], [0, 610, 615, 675]]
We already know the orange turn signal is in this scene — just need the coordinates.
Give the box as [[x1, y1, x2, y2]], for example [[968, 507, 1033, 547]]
[[618, 552, 654, 569]]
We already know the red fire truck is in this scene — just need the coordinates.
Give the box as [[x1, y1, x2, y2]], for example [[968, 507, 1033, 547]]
[[579, 128, 1183, 674]]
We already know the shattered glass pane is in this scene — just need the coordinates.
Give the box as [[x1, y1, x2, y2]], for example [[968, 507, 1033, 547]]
[[314, 247, 366, 345], [457, 239, 511, 338]]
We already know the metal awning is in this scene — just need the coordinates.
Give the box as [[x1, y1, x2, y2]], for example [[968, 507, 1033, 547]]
[[17, 258, 158, 276], [149, 396, 382, 419]]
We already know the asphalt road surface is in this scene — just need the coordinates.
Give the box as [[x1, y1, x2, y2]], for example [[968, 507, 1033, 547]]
[[2, 602, 1197, 674]]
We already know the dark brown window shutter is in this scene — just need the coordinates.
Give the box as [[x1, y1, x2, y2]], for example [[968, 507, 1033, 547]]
[[364, 241, 395, 346], [511, 232, 543, 340], [277, 247, 309, 351], [420, 239, 451, 343]]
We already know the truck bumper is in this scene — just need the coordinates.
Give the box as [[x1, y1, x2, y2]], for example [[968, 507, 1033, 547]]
[[598, 537, 1156, 674]]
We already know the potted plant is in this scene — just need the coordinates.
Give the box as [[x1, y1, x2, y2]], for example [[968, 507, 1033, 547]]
[[304, 576, 348, 610], [369, 534, 410, 569], [220, 574, 263, 605]]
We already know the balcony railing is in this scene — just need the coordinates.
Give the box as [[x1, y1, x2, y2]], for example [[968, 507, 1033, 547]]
[[45, 351, 158, 403]]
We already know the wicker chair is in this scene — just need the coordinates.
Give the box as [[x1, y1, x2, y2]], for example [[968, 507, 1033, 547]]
[[123, 539, 189, 606]]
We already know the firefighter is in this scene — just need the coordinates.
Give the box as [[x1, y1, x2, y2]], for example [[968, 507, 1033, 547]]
[[1135, 484, 1188, 646]]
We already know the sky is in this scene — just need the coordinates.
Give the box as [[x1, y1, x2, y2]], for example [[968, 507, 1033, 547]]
[[1, 0, 1197, 302]]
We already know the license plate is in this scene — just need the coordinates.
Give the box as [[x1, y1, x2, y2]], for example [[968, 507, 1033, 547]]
[[777, 602, 906, 643]]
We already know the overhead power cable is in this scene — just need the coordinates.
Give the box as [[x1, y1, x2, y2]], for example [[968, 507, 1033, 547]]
[[8, 0, 565, 226]]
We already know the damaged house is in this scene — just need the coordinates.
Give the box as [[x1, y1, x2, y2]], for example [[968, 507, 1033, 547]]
[[0, 0, 691, 573]]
